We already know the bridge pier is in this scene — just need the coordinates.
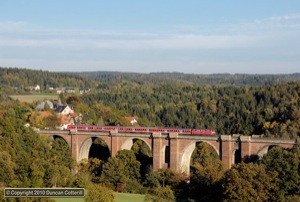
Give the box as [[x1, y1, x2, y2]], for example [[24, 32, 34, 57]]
[[221, 135, 235, 169], [240, 136, 251, 161], [110, 131, 119, 157], [169, 133, 179, 172], [152, 132, 163, 170], [71, 132, 79, 162]]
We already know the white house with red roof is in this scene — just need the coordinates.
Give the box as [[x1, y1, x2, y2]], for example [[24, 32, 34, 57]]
[[125, 116, 138, 125]]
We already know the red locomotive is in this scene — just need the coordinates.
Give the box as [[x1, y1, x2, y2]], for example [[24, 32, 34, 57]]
[[67, 124, 215, 135]]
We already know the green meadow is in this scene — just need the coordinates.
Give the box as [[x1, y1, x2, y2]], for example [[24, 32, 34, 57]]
[[10, 94, 59, 103], [53, 192, 145, 202]]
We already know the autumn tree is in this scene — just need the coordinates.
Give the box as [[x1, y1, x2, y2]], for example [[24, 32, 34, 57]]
[[261, 145, 300, 199], [131, 139, 152, 180], [144, 186, 175, 202], [85, 183, 115, 202], [222, 162, 278, 202], [45, 138, 74, 187], [189, 142, 225, 201], [144, 169, 189, 198], [100, 150, 141, 190], [0, 103, 74, 188]]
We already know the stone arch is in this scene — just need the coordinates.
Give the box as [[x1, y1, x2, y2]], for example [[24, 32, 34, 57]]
[[48, 134, 70, 151], [179, 140, 219, 174], [121, 137, 152, 152], [233, 148, 241, 164], [78, 137, 111, 162], [257, 144, 281, 160], [121, 137, 153, 178], [163, 144, 170, 166]]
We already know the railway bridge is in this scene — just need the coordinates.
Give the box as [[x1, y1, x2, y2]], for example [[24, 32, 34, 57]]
[[38, 129, 296, 174]]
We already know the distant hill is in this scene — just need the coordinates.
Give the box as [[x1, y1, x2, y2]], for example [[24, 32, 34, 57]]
[[0, 67, 97, 93], [1, 67, 300, 91], [73, 71, 300, 86]]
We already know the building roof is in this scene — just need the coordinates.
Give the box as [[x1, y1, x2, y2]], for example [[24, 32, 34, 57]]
[[39, 111, 53, 118], [125, 116, 137, 124], [36, 100, 54, 111]]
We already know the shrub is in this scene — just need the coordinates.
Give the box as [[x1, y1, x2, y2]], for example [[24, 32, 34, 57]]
[[85, 184, 115, 202], [144, 186, 175, 202]]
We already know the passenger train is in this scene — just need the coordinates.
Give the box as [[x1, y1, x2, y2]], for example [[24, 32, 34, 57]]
[[67, 124, 216, 135]]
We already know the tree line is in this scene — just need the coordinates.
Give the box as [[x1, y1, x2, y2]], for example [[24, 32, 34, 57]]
[[2, 67, 300, 94], [77, 71, 300, 86]]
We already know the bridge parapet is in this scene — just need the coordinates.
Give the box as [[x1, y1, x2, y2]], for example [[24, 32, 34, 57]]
[[240, 134, 296, 144], [38, 129, 70, 135], [221, 135, 239, 142], [251, 136, 296, 144], [169, 132, 178, 138], [152, 132, 162, 138]]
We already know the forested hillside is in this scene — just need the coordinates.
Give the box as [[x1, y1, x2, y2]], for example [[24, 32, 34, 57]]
[[2, 67, 300, 90], [81, 81, 300, 138], [0, 67, 97, 92], [1, 67, 300, 137]]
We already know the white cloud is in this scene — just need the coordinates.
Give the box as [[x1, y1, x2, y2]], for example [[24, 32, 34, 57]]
[[268, 14, 300, 21], [1, 13, 299, 51]]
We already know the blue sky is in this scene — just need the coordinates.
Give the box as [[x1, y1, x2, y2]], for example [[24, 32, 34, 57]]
[[0, 1, 300, 74]]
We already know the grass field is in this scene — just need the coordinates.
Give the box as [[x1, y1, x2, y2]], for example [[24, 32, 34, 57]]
[[53, 192, 145, 202], [53, 198, 84, 202], [115, 192, 145, 202], [10, 94, 59, 103]]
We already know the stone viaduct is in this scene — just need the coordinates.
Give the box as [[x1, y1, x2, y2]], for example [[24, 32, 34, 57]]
[[38, 129, 297, 174]]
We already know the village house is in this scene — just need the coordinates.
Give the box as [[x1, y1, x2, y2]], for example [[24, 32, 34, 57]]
[[35, 85, 40, 91], [35, 98, 79, 130], [64, 88, 75, 93], [55, 104, 74, 115], [57, 114, 75, 130], [125, 116, 138, 125], [25, 84, 41, 92], [79, 88, 91, 94], [36, 100, 54, 111], [56, 88, 64, 94]]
